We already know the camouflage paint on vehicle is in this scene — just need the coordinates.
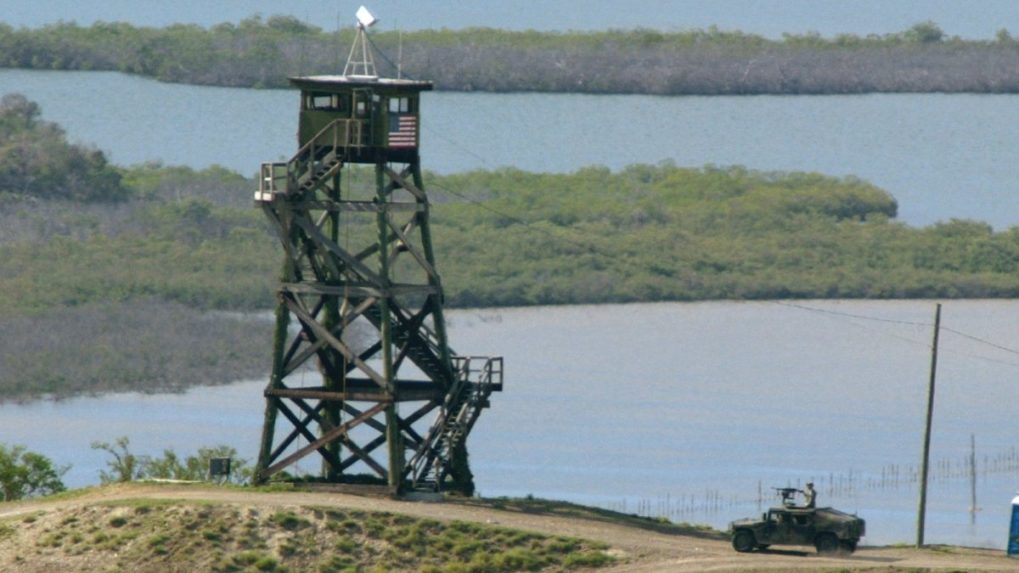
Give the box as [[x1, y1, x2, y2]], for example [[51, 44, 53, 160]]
[[729, 506, 866, 555]]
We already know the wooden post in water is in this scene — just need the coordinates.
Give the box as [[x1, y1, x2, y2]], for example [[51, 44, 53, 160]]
[[916, 303, 941, 548], [970, 433, 977, 521]]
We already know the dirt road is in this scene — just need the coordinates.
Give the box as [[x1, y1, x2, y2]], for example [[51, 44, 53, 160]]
[[1, 484, 1014, 572]]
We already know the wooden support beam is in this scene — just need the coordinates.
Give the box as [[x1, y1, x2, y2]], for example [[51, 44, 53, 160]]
[[342, 403, 388, 434], [280, 296, 327, 377], [336, 435, 387, 477], [283, 294, 377, 379], [270, 400, 342, 471], [264, 402, 388, 477], [265, 386, 441, 402], [293, 215, 383, 284], [385, 214, 439, 281], [283, 295, 388, 389], [260, 204, 303, 267], [265, 398, 308, 463], [384, 166, 426, 202], [281, 282, 439, 298], [340, 434, 387, 473], [298, 199, 425, 212], [292, 213, 346, 281], [399, 401, 438, 447], [288, 398, 377, 478]]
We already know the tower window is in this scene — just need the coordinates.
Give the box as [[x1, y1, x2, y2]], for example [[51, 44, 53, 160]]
[[388, 97, 413, 113], [305, 93, 349, 111]]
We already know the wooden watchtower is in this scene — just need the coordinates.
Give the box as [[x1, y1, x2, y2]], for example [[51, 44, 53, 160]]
[[253, 11, 502, 493]]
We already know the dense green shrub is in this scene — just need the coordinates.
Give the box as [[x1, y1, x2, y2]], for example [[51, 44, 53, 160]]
[[91, 437, 253, 484], [0, 94, 127, 201], [5, 160, 1019, 317], [121, 162, 253, 207], [0, 443, 67, 500]]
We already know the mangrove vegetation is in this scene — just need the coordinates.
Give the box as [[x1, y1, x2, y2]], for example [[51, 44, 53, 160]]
[[4, 17, 1019, 95], [4, 94, 1019, 399]]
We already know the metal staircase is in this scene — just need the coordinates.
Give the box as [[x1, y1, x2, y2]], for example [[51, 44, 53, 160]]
[[407, 356, 502, 490], [357, 304, 450, 385], [258, 119, 364, 202]]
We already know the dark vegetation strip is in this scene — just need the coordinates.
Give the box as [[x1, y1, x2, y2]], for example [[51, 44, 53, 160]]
[[7, 160, 1019, 314], [5, 93, 1019, 399], [0, 300, 272, 401], [4, 17, 1019, 94]]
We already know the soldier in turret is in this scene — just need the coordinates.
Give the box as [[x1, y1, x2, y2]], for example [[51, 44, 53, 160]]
[[802, 482, 817, 508]]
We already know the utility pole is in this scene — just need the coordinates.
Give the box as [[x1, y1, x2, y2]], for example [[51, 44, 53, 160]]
[[917, 303, 941, 547]]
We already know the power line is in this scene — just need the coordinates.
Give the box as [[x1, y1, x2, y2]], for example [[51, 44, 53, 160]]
[[366, 32, 416, 81], [773, 300, 1019, 367], [425, 181, 531, 228], [940, 326, 1019, 358], [420, 170, 617, 262], [940, 347, 1019, 370], [422, 123, 491, 167], [771, 300, 932, 327], [366, 27, 568, 237]]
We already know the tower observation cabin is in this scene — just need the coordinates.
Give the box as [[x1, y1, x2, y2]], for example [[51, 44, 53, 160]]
[[252, 8, 502, 494], [292, 74, 430, 165]]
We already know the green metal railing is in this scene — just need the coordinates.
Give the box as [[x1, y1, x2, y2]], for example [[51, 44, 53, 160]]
[[255, 119, 366, 201], [406, 355, 503, 489]]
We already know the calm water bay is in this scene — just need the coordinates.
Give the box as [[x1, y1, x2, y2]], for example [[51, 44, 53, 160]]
[[3, 66, 1019, 548], [3, 301, 1019, 548], [2, 69, 1019, 228]]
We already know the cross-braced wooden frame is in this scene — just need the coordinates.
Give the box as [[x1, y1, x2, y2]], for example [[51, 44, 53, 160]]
[[253, 141, 500, 493]]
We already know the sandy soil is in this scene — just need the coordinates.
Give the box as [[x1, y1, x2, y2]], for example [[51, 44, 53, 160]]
[[0, 484, 1014, 572]]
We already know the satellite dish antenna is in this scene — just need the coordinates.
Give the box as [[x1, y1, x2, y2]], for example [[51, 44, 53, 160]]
[[356, 5, 378, 29]]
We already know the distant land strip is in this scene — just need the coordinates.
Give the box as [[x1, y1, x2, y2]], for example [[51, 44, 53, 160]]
[[4, 17, 1019, 95]]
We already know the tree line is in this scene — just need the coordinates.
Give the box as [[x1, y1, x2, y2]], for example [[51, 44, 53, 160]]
[[0, 438, 249, 502], [4, 17, 1019, 94]]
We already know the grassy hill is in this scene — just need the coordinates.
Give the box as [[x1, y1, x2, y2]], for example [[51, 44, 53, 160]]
[[0, 485, 657, 573], [2, 501, 616, 572], [0, 483, 1011, 572]]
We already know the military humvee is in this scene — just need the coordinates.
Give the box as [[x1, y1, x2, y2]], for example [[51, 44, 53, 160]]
[[728, 506, 865, 554]]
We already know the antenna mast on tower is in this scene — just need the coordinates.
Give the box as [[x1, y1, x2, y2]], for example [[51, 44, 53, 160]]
[[343, 5, 378, 78]]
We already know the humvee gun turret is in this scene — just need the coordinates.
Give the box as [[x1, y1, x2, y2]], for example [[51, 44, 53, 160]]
[[729, 505, 865, 554]]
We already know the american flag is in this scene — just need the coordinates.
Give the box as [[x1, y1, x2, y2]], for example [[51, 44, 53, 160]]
[[389, 113, 418, 148]]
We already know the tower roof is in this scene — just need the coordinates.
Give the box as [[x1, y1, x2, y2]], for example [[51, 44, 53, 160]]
[[288, 75, 433, 94]]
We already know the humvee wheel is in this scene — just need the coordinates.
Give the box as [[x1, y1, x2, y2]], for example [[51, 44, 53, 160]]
[[840, 540, 857, 554], [732, 530, 756, 552], [815, 533, 839, 555]]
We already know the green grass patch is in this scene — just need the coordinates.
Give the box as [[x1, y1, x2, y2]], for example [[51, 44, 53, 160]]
[[269, 511, 311, 531]]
